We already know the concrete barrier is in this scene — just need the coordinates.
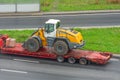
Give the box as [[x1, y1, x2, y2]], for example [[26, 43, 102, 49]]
[[17, 4, 40, 12], [0, 4, 15, 12], [0, 4, 40, 13]]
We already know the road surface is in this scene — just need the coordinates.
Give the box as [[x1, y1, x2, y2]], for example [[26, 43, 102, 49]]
[[0, 53, 120, 80], [0, 13, 120, 29], [0, 13, 120, 80]]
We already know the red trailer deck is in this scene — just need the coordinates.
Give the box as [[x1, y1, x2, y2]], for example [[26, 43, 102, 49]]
[[0, 43, 112, 65], [0, 35, 112, 65]]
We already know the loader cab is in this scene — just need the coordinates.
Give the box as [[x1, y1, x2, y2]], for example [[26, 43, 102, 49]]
[[44, 19, 60, 38]]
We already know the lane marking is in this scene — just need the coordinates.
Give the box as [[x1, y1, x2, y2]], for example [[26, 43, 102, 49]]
[[13, 59, 39, 63], [0, 26, 120, 31], [110, 58, 119, 61], [0, 69, 28, 74]]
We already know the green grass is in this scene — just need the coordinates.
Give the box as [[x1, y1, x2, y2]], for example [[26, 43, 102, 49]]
[[75, 27, 120, 54], [0, 0, 120, 11], [40, 0, 55, 12], [0, 30, 33, 43], [0, 27, 120, 54], [40, 0, 120, 12]]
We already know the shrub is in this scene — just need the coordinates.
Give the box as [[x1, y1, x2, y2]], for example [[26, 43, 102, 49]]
[[106, 0, 120, 4], [95, 0, 99, 4]]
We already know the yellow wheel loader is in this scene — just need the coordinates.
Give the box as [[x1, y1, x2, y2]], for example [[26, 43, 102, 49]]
[[23, 19, 85, 55]]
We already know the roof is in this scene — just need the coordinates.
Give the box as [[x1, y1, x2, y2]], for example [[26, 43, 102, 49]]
[[45, 19, 60, 24]]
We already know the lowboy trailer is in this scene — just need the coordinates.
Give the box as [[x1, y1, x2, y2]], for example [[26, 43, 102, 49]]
[[0, 34, 112, 65]]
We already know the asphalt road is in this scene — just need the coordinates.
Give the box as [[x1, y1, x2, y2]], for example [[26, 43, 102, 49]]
[[0, 13, 120, 80], [0, 13, 120, 29], [0, 53, 120, 80]]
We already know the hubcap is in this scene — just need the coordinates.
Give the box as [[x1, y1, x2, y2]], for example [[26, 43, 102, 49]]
[[57, 56, 64, 62], [57, 45, 63, 52]]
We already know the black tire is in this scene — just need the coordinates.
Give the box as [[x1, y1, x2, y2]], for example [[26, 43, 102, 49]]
[[25, 38, 40, 52], [68, 57, 76, 64], [54, 40, 68, 55], [79, 58, 88, 65], [57, 56, 64, 63]]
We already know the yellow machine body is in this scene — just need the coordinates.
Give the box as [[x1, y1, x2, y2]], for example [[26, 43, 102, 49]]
[[32, 28, 47, 46], [24, 19, 84, 54], [32, 28, 84, 47], [56, 28, 83, 44]]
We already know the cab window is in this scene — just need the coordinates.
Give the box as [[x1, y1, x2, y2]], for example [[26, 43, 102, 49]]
[[45, 24, 54, 33], [56, 22, 60, 29]]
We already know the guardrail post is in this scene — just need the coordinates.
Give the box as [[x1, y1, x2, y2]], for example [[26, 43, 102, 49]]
[[39, 0, 41, 12], [15, 0, 17, 13]]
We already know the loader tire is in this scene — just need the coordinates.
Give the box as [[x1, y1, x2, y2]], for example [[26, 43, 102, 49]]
[[26, 38, 40, 52], [54, 40, 68, 55]]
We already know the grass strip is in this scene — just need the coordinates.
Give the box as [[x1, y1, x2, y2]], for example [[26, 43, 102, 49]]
[[40, 0, 120, 12], [0, 27, 120, 54]]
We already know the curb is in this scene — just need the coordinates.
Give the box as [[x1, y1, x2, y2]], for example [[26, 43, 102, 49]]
[[113, 54, 120, 59], [0, 12, 42, 17], [0, 10, 120, 16], [42, 10, 120, 15]]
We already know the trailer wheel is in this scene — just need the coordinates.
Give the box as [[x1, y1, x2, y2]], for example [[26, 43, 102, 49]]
[[54, 40, 68, 55], [68, 57, 76, 64], [57, 56, 64, 63], [26, 38, 40, 52], [79, 58, 88, 65]]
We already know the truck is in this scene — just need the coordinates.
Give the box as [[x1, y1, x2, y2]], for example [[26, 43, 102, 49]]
[[0, 19, 112, 65]]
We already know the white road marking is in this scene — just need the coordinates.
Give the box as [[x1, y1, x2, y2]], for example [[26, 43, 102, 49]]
[[0, 26, 120, 31], [0, 69, 28, 74], [13, 59, 39, 63], [110, 58, 119, 61]]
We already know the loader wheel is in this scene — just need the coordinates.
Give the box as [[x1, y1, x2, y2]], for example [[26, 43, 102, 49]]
[[54, 40, 68, 55], [26, 38, 40, 52], [79, 58, 88, 65]]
